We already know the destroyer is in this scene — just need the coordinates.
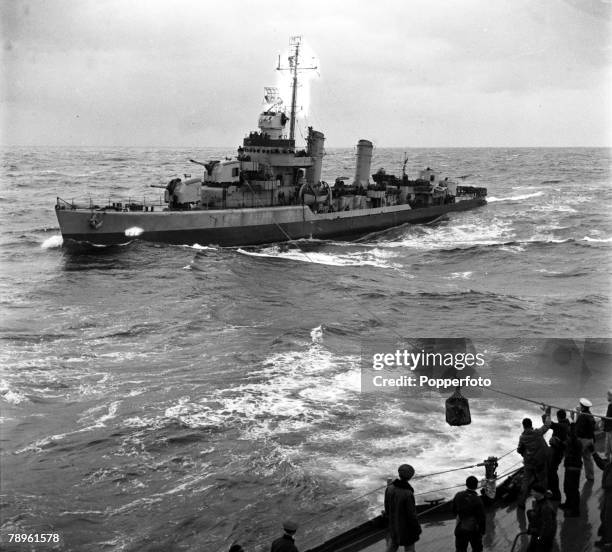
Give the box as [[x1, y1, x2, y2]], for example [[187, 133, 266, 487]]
[[55, 37, 487, 247]]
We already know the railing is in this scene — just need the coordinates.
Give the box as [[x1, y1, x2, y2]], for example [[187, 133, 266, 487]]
[[456, 185, 488, 198], [55, 195, 167, 211]]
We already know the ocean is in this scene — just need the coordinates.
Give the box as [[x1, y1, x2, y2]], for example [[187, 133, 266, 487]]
[[1, 146, 611, 551]]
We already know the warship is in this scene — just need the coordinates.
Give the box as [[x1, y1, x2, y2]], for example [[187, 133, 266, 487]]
[[55, 37, 487, 247]]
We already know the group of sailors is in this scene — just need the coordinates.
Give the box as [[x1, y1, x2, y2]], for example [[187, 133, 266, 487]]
[[382, 392, 612, 552], [228, 391, 612, 552], [513, 393, 612, 551]]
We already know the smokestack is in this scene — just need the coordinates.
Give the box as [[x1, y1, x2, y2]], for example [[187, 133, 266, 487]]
[[306, 128, 325, 184], [353, 139, 373, 188]]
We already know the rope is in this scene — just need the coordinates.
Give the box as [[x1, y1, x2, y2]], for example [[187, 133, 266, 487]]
[[486, 387, 612, 422], [413, 462, 489, 480], [498, 448, 518, 460]]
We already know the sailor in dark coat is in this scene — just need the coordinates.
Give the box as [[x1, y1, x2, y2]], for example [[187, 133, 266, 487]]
[[517, 409, 551, 507], [560, 422, 582, 517], [526, 484, 557, 552], [544, 409, 570, 501], [452, 476, 486, 552], [270, 520, 299, 552], [589, 444, 612, 549], [384, 464, 422, 552]]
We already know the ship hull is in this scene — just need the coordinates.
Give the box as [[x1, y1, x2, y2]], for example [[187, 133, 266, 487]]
[[55, 199, 486, 247]]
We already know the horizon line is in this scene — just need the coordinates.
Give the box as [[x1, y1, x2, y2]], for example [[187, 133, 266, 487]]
[[2, 144, 611, 150]]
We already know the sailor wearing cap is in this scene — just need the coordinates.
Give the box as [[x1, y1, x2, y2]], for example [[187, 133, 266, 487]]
[[270, 519, 299, 552], [384, 464, 422, 552], [576, 398, 596, 481]]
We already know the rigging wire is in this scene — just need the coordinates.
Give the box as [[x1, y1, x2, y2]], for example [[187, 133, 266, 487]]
[[486, 387, 612, 422]]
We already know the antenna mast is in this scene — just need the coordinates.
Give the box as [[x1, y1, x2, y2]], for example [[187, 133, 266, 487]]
[[277, 36, 317, 142]]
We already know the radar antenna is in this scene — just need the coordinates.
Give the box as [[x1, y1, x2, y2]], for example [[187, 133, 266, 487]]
[[263, 87, 283, 111], [276, 36, 317, 141]]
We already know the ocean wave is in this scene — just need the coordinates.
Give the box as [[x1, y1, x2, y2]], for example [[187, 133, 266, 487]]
[[41, 235, 64, 249], [378, 220, 514, 251], [529, 204, 577, 214], [78, 400, 122, 427], [487, 191, 544, 202], [582, 236, 612, 243], [164, 398, 230, 429], [0, 380, 28, 404], [201, 342, 361, 438], [539, 268, 590, 278], [576, 294, 607, 305], [447, 271, 473, 279], [185, 243, 219, 251], [236, 246, 402, 269]]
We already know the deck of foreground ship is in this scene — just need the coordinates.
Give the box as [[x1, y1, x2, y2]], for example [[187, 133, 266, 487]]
[[360, 471, 602, 552]]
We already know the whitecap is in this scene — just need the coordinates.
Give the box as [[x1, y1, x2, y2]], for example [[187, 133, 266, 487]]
[[124, 227, 143, 237], [41, 235, 63, 249], [487, 191, 544, 202], [582, 236, 612, 243], [381, 220, 513, 251], [448, 272, 473, 279], [310, 325, 323, 343], [0, 380, 28, 404], [237, 246, 401, 269], [186, 243, 218, 250]]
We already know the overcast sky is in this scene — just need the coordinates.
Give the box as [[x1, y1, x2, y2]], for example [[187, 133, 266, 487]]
[[1, 0, 611, 147]]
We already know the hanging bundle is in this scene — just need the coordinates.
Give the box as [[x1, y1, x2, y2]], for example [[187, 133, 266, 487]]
[[446, 387, 471, 426]]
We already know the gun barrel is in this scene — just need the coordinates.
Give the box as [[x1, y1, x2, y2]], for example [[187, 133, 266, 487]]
[[190, 159, 207, 167]]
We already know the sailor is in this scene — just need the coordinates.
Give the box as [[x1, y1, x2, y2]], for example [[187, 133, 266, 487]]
[[575, 397, 596, 481], [270, 520, 299, 552], [452, 476, 486, 552], [517, 407, 552, 508], [559, 422, 582, 517], [603, 389, 612, 462], [384, 464, 422, 552], [587, 442, 612, 549], [544, 409, 570, 501], [526, 484, 557, 552]]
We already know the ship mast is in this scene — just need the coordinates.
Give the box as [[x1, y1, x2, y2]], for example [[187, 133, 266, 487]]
[[277, 36, 317, 142]]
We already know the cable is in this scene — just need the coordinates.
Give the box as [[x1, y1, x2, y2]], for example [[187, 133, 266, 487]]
[[498, 448, 518, 460], [413, 461, 491, 480], [486, 387, 612, 422]]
